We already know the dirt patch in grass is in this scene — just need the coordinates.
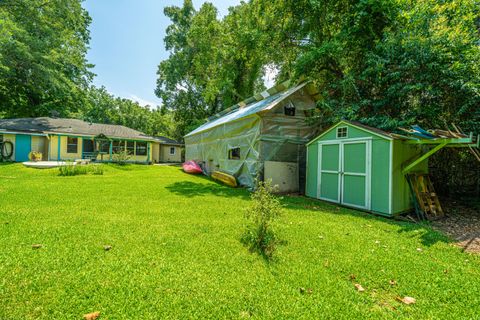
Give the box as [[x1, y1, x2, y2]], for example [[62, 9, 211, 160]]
[[432, 199, 480, 253]]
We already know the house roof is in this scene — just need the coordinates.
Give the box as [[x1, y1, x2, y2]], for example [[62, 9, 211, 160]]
[[150, 135, 183, 146], [185, 81, 310, 137], [0, 117, 156, 141]]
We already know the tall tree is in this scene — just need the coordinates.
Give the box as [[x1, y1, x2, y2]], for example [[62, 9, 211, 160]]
[[155, 0, 267, 137], [251, 0, 480, 131], [0, 0, 93, 118]]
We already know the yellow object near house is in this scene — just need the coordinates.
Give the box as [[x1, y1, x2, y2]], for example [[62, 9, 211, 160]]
[[0, 117, 183, 164], [211, 170, 238, 187], [28, 151, 43, 161]]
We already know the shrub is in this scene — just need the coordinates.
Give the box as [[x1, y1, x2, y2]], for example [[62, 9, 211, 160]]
[[112, 150, 131, 165], [89, 164, 104, 175], [58, 162, 88, 176], [241, 180, 283, 259]]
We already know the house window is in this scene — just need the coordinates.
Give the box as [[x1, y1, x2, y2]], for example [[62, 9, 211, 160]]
[[169, 147, 175, 155], [136, 141, 147, 156], [112, 140, 125, 153], [337, 127, 348, 138], [126, 141, 135, 155], [284, 101, 296, 116], [228, 147, 240, 160], [67, 137, 78, 154], [99, 141, 110, 153]]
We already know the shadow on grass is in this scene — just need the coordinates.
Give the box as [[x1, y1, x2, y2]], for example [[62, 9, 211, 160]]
[[0, 161, 16, 166], [281, 195, 453, 248], [165, 180, 250, 200], [241, 235, 288, 265], [167, 172, 452, 249]]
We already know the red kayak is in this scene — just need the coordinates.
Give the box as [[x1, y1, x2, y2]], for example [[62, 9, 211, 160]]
[[182, 160, 203, 174]]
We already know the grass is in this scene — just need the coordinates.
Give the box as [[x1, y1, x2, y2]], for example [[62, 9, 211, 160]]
[[0, 163, 479, 319]]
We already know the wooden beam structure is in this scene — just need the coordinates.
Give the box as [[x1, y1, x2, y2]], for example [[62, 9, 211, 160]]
[[402, 142, 448, 174]]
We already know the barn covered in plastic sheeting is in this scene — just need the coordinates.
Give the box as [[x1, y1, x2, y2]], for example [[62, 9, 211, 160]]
[[184, 81, 321, 192]]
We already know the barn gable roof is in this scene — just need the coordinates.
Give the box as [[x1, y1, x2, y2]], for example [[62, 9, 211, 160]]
[[185, 81, 311, 137]]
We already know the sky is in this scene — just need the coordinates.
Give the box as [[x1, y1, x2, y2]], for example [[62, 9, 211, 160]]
[[82, 0, 241, 108]]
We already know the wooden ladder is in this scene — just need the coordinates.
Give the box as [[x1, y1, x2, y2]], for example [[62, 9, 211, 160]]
[[407, 173, 444, 220]]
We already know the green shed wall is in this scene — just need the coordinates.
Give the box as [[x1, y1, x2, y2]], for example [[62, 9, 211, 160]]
[[370, 139, 390, 214], [319, 125, 372, 141], [305, 143, 318, 198], [391, 140, 428, 214]]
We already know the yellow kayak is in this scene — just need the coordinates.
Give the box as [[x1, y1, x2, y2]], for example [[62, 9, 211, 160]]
[[211, 171, 237, 187]]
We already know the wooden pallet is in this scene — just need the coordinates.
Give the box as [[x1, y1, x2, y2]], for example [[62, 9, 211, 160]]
[[407, 174, 444, 220]]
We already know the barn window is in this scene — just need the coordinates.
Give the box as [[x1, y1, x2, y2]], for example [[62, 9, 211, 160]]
[[228, 147, 240, 160], [284, 101, 296, 116], [169, 147, 175, 155], [136, 141, 147, 156], [67, 137, 78, 153], [336, 127, 348, 138]]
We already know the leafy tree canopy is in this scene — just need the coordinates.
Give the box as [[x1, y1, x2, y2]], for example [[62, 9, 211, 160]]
[[0, 1, 177, 139], [157, 0, 480, 134], [0, 0, 93, 117], [156, 0, 269, 136]]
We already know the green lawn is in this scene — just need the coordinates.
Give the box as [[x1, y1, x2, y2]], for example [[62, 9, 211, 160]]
[[0, 163, 479, 319]]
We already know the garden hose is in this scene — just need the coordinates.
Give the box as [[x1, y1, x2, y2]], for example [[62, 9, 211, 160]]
[[0, 140, 14, 161]]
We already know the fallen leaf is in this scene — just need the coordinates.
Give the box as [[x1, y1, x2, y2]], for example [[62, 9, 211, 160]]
[[83, 311, 100, 320], [103, 245, 112, 251], [397, 296, 416, 305], [32, 244, 42, 249], [299, 287, 305, 294], [389, 279, 397, 286], [375, 240, 380, 244], [416, 248, 423, 252], [349, 274, 356, 280], [354, 283, 365, 292], [306, 288, 313, 294]]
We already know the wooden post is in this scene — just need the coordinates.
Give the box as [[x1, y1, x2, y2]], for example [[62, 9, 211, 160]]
[[402, 142, 447, 174]]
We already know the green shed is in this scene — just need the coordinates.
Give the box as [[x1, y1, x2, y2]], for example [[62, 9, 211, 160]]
[[305, 120, 428, 216]]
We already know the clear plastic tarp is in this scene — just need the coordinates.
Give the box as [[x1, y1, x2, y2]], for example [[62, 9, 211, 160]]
[[185, 84, 319, 190]]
